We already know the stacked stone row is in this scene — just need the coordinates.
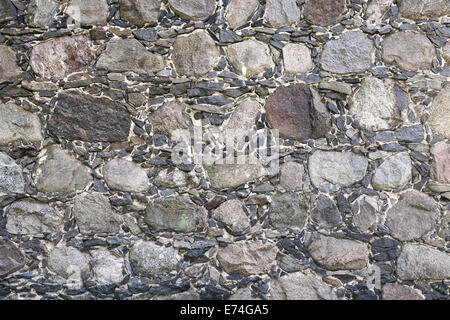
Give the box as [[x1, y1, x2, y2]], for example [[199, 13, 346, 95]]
[[0, 0, 449, 300]]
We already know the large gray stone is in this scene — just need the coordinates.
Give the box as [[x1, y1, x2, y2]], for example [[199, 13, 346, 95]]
[[353, 196, 379, 232], [0, 45, 21, 83], [226, 39, 274, 77], [225, 0, 259, 29], [155, 168, 200, 189], [270, 271, 337, 300], [27, 0, 59, 27], [428, 83, 450, 139], [74, 193, 121, 235], [311, 195, 342, 229], [264, 0, 300, 28], [30, 35, 95, 80], [0, 239, 26, 278], [223, 99, 260, 143], [382, 32, 435, 71], [172, 30, 219, 77], [382, 283, 424, 300], [119, 0, 160, 26], [350, 77, 406, 131], [145, 196, 207, 233], [385, 191, 438, 241], [34, 145, 92, 193], [282, 43, 313, 74], [0, 152, 24, 194], [366, 0, 394, 21], [103, 158, 149, 193], [65, 0, 109, 26], [0, 103, 43, 145], [168, 0, 216, 21], [430, 141, 450, 184], [321, 31, 374, 74], [129, 241, 180, 277], [372, 152, 412, 190], [398, 0, 450, 19], [6, 200, 64, 237], [304, 233, 369, 271], [48, 91, 131, 142], [308, 151, 368, 188], [279, 161, 304, 191], [91, 249, 124, 285], [216, 241, 278, 275], [96, 38, 165, 74], [397, 244, 450, 280], [205, 162, 266, 190], [212, 199, 250, 236], [147, 100, 192, 137], [269, 192, 309, 230], [47, 246, 90, 280]]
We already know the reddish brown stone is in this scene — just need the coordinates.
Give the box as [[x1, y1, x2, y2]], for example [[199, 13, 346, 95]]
[[303, 0, 346, 27], [430, 141, 450, 184], [89, 28, 107, 40], [30, 35, 95, 80], [265, 83, 331, 141]]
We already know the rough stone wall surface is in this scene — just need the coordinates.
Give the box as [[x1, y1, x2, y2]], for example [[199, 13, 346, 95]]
[[0, 0, 449, 301]]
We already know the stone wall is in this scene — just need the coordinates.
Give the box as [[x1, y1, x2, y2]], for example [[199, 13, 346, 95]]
[[0, 0, 449, 300]]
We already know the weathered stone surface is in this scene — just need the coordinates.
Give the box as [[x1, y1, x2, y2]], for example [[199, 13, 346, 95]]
[[216, 241, 278, 275], [264, 0, 300, 28], [6, 200, 63, 237], [145, 196, 207, 233], [147, 100, 192, 137], [269, 192, 309, 229], [372, 152, 412, 190], [226, 0, 259, 29], [353, 196, 379, 232], [428, 83, 450, 139], [91, 249, 124, 285], [430, 142, 450, 183], [34, 145, 92, 193], [303, 0, 346, 27], [443, 41, 450, 65], [229, 287, 260, 300], [270, 271, 337, 300], [48, 91, 131, 142], [21, 80, 58, 91], [382, 32, 435, 71], [265, 84, 330, 141], [279, 161, 304, 191], [226, 39, 274, 77], [172, 30, 219, 77], [223, 99, 260, 143], [382, 283, 424, 300], [155, 168, 200, 188], [129, 241, 180, 277], [385, 191, 438, 241], [282, 43, 313, 74], [308, 151, 368, 188], [0, 45, 21, 83], [322, 31, 373, 74], [28, 0, 59, 27], [47, 246, 89, 279], [66, 0, 109, 26], [350, 77, 406, 131], [96, 38, 164, 74], [305, 233, 369, 271], [30, 35, 95, 80], [0, 0, 16, 23], [366, 0, 394, 21], [395, 125, 424, 143], [119, 0, 160, 26], [205, 162, 266, 190], [103, 158, 149, 192], [397, 244, 450, 280], [168, 0, 216, 21], [74, 193, 121, 235], [311, 195, 342, 229], [0, 152, 24, 194], [212, 199, 250, 236], [277, 252, 305, 273], [319, 81, 352, 95], [398, 0, 450, 19], [0, 239, 26, 277]]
